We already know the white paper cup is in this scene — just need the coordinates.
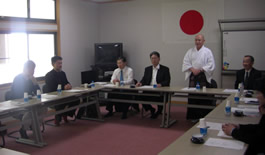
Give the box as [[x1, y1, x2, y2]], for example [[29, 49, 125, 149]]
[[24, 92, 28, 98], [199, 118, 206, 128], [115, 82, 119, 87], [84, 83, 88, 88], [37, 89, 41, 95], [57, 84, 62, 90], [202, 86, 206, 92]]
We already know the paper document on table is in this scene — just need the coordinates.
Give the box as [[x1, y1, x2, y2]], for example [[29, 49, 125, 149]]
[[95, 82, 107, 85], [181, 87, 196, 91], [104, 84, 115, 87], [217, 130, 233, 139], [223, 89, 238, 93], [196, 122, 222, 130], [223, 89, 247, 93], [64, 89, 84, 93], [204, 138, 244, 150], [42, 94, 58, 99], [231, 107, 260, 116], [139, 86, 154, 89], [237, 105, 259, 109], [240, 97, 259, 104]]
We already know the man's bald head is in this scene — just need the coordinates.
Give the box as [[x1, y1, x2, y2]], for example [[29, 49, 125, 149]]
[[195, 34, 205, 50]]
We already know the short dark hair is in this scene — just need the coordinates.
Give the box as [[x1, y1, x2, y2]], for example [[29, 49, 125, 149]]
[[117, 56, 126, 62], [51, 56, 62, 64], [244, 55, 254, 63], [150, 51, 160, 58]]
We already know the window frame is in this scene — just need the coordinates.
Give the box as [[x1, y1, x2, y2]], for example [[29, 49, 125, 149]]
[[0, 31, 58, 83], [0, 0, 60, 87], [0, 0, 57, 23]]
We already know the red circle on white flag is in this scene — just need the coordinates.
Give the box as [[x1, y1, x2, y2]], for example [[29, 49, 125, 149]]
[[179, 10, 204, 35]]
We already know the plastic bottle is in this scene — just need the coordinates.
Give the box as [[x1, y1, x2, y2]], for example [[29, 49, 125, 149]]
[[91, 81, 95, 88], [119, 81, 124, 86], [225, 100, 231, 116], [196, 82, 200, 90], [239, 83, 244, 96], [24, 92, 29, 103], [234, 91, 240, 104], [57, 84, 62, 95], [37, 89, 41, 100]]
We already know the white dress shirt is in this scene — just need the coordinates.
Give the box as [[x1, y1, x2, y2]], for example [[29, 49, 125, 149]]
[[151, 64, 160, 85], [182, 45, 215, 83], [111, 66, 134, 85]]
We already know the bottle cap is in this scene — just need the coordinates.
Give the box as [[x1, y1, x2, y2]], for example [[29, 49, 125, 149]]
[[226, 100, 231, 107]]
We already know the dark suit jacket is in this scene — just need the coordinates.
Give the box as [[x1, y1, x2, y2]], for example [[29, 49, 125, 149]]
[[45, 69, 70, 93], [10, 74, 40, 99], [234, 68, 262, 90], [140, 64, 170, 86], [232, 115, 265, 155]]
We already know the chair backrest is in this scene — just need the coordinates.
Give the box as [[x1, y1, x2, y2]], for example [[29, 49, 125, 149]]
[[42, 84, 48, 93], [210, 79, 217, 88], [5, 91, 12, 101]]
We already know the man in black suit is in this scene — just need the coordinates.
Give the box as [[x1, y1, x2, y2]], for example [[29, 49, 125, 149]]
[[235, 55, 262, 90], [223, 78, 265, 155], [136, 51, 171, 119]]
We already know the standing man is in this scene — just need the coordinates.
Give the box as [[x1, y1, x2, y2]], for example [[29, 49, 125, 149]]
[[45, 56, 75, 126], [182, 34, 215, 120], [136, 51, 171, 119], [105, 57, 134, 119], [234, 55, 262, 90]]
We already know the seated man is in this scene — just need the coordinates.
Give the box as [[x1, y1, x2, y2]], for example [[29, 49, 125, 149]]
[[10, 60, 45, 139], [105, 57, 134, 119], [136, 51, 171, 119], [222, 78, 265, 155], [234, 55, 262, 90], [45, 56, 76, 126]]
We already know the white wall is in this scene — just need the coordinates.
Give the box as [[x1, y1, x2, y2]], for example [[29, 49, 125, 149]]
[[60, 0, 99, 87], [98, 0, 265, 87], [222, 0, 265, 88], [98, 0, 224, 87], [1, 0, 264, 101]]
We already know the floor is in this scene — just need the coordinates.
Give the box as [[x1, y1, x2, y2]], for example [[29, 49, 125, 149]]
[[3, 106, 194, 155]]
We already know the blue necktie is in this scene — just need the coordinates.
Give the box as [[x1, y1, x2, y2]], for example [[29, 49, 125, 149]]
[[120, 70, 124, 81]]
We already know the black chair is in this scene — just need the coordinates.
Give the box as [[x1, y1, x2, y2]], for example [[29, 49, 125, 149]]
[[210, 79, 218, 106], [4, 91, 12, 101], [0, 121, 7, 147]]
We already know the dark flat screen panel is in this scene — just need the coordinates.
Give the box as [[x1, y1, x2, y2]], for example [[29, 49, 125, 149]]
[[95, 43, 123, 65]]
